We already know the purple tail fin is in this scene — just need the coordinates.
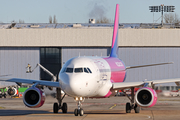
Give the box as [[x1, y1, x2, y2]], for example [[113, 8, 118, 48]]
[[110, 4, 119, 58]]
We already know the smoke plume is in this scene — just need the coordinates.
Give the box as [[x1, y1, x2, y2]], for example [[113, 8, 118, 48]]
[[89, 3, 107, 19]]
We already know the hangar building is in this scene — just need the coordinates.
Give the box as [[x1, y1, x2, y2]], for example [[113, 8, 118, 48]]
[[0, 23, 180, 87]]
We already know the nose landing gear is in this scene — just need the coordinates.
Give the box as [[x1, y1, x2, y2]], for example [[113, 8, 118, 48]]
[[74, 97, 84, 116]]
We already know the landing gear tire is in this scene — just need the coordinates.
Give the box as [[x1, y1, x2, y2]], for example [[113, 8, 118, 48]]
[[53, 103, 59, 113], [54, 88, 68, 114], [79, 108, 84, 116], [126, 102, 131, 113], [62, 102, 67, 113], [74, 109, 78, 116], [134, 104, 140, 113], [3, 94, 6, 98]]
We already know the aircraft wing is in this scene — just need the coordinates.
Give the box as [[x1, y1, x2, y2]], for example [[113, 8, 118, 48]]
[[112, 81, 144, 89], [0, 77, 60, 88], [112, 78, 180, 90]]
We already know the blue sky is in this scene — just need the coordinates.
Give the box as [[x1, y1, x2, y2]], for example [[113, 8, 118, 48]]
[[0, 0, 179, 23]]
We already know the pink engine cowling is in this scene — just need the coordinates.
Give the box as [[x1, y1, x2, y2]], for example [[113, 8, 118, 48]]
[[23, 87, 45, 108], [135, 87, 157, 108]]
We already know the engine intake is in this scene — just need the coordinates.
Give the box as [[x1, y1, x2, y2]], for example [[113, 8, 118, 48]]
[[8, 87, 18, 96], [23, 87, 45, 108], [135, 87, 157, 108]]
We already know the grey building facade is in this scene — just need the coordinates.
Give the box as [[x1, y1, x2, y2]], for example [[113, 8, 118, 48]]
[[0, 47, 40, 79], [0, 27, 180, 86]]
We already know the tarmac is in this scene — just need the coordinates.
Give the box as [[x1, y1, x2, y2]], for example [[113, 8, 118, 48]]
[[1, 95, 180, 120]]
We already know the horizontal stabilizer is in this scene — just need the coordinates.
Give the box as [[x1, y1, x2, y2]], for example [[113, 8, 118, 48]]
[[126, 62, 173, 69]]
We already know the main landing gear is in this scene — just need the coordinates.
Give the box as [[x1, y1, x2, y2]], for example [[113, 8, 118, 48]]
[[124, 87, 140, 113], [126, 102, 140, 113], [0, 88, 7, 98], [53, 88, 67, 113]]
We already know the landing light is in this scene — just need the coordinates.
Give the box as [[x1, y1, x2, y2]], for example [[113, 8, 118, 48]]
[[74, 97, 84, 101], [75, 97, 78, 101], [80, 97, 83, 101]]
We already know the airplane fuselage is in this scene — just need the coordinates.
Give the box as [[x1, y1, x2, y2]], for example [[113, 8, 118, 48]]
[[59, 56, 126, 98]]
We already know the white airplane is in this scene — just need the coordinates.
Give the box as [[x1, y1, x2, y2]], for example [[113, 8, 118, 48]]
[[1, 4, 180, 116]]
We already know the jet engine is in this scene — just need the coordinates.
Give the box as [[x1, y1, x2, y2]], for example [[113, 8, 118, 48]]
[[7, 87, 18, 97], [23, 87, 45, 108], [135, 87, 157, 108]]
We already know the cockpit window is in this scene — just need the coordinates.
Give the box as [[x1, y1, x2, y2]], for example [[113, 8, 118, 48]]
[[87, 68, 92, 73], [74, 68, 83, 73], [84, 68, 89, 73], [62, 67, 92, 73], [66, 68, 73, 73]]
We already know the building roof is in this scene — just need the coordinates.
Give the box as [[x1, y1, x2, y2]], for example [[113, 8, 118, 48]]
[[0, 23, 172, 29]]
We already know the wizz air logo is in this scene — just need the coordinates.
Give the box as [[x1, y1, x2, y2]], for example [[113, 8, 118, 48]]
[[115, 62, 123, 67], [94, 60, 105, 68]]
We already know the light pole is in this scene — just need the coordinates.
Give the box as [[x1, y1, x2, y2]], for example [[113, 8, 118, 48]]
[[149, 5, 175, 27], [161, 4, 164, 27]]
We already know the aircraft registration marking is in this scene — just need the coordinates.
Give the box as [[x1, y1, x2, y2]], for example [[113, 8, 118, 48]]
[[115, 62, 123, 67]]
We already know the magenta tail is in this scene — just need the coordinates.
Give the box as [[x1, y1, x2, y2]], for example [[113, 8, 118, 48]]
[[110, 4, 119, 58]]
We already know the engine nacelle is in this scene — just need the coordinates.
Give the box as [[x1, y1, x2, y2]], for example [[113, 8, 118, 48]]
[[135, 87, 157, 108], [8, 87, 18, 97], [23, 87, 45, 108]]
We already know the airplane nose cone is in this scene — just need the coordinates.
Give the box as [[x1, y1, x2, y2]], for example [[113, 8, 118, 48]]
[[60, 74, 88, 97], [69, 77, 82, 94]]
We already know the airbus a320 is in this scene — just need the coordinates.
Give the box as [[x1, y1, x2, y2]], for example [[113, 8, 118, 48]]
[[1, 4, 180, 116]]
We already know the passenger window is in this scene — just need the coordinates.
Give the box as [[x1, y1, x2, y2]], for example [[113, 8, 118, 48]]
[[87, 68, 92, 73], [84, 68, 89, 73], [75, 68, 83, 73], [66, 68, 73, 73]]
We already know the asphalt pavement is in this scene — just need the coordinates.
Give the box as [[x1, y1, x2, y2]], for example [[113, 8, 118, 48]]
[[1, 95, 180, 120]]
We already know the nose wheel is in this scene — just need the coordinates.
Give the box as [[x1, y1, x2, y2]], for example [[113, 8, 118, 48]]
[[74, 108, 84, 116], [74, 101, 84, 116]]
